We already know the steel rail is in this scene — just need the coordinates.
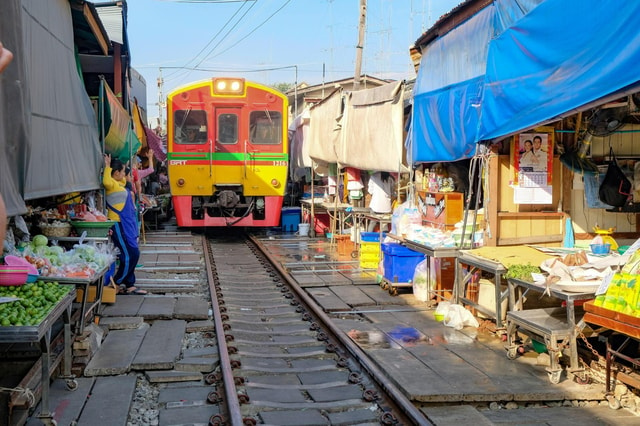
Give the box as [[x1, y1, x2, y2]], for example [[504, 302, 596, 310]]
[[202, 235, 243, 424], [249, 234, 432, 425]]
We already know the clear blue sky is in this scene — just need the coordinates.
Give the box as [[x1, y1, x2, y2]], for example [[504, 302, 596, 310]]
[[125, 0, 462, 122]]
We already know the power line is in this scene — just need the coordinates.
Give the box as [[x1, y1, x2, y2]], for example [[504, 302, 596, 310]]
[[156, 1, 256, 3], [162, 1, 256, 81], [197, 0, 292, 64]]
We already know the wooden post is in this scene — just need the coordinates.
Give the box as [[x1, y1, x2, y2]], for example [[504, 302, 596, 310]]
[[486, 153, 500, 246]]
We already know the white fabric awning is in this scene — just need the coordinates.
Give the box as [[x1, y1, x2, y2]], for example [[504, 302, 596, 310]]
[[307, 88, 343, 165], [341, 81, 407, 172]]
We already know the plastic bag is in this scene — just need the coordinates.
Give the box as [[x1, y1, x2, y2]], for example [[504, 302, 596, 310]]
[[376, 259, 384, 284], [599, 148, 632, 207], [412, 259, 430, 302], [391, 201, 408, 235], [443, 304, 480, 330], [434, 301, 451, 320]]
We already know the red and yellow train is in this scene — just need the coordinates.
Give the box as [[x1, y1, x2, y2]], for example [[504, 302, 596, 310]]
[[166, 78, 288, 227]]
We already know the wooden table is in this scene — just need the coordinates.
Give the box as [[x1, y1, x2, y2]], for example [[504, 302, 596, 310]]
[[584, 301, 640, 408]]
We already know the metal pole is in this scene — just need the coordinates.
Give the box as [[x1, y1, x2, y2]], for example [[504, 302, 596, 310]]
[[294, 65, 298, 118], [353, 0, 367, 91]]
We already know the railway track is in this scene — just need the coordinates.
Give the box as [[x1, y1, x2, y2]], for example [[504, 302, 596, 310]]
[[203, 233, 429, 425]]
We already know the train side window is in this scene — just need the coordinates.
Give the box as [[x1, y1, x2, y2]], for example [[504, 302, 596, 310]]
[[218, 113, 238, 144], [249, 111, 281, 145], [175, 109, 207, 144]]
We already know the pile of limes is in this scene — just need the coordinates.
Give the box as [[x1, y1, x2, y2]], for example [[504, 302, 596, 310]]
[[0, 281, 73, 327]]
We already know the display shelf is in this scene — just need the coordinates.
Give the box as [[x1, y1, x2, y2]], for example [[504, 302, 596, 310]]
[[506, 278, 595, 384], [49, 235, 109, 244], [417, 191, 464, 230]]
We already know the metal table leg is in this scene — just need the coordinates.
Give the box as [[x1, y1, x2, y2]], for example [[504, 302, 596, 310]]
[[36, 330, 54, 425]]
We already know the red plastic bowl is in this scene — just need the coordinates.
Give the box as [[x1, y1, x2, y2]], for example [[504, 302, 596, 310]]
[[0, 265, 29, 286]]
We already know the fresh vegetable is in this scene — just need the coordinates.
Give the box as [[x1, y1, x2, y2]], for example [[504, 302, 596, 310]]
[[505, 263, 541, 281], [32, 234, 48, 247], [0, 281, 73, 326]]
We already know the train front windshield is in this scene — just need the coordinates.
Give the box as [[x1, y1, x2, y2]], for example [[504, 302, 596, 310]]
[[249, 111, 282, 145], [174, 110, 207, 144]]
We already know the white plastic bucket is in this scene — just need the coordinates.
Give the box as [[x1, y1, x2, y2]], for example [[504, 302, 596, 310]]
[[298, 223, 310, 236]]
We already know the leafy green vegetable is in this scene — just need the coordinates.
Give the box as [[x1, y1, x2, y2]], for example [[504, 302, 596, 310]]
[[505, 263, 541, 281]]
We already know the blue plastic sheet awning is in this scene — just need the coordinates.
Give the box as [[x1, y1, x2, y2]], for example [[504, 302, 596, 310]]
[[409, 0, 640, 164], [478, 0, 640, 141], [409, 5, 495, 163]]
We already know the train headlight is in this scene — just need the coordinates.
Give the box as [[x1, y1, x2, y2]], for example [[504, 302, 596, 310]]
[[213, 78, 245, 95], [177, 178, 185, 187], [271, 178, 280, 188]]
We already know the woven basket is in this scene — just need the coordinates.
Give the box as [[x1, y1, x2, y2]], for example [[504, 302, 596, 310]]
[[39, 223, 72, 238]]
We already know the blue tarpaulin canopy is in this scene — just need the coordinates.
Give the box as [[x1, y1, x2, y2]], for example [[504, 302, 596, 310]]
[[409, 5, 495, 163], [478, 0, 640, 141], [409, 0, 640, 164]]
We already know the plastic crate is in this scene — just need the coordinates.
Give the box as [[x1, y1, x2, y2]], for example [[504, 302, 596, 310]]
[[360, 252, 380, 262], [360, 241, 380, 254], [281, 207, 301, 232], [335, 234, 354, 256], [360, 232, 386, 242], [381, 243, 425, 283], [360, 260, 379, 270]]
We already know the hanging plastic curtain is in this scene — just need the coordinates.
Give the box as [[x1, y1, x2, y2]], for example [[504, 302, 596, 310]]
[[131, 98, 147, 149], [99, 78, 139, 162]]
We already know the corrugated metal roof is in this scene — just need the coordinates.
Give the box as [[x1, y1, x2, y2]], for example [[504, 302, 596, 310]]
[[95, 3, 124, 45], [70, 1, 111, 55]]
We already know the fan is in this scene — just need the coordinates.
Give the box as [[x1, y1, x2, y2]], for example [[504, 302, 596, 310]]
[[559, 131, 598, 174], [586, 104, 629, 137]]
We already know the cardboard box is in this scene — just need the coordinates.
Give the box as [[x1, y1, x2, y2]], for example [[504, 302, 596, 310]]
[[75, 281, 117, 304], [102, 282, 117, 304]]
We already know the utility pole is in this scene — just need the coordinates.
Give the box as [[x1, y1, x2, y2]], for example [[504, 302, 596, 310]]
[[157, 68, 164, 132], [353, 0, 366, 91]]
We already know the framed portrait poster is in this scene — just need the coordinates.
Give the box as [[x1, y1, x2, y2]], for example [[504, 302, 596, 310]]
[[511, 131, 554, 204]]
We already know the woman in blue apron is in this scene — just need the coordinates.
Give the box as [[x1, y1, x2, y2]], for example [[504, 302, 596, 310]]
[[103, 154, 146, 295]]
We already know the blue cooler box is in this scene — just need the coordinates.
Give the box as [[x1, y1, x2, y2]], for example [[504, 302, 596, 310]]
[[381, 243, 424, 283]]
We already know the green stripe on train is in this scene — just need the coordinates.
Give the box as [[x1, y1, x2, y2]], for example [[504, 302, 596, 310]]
[[168, 153, 288, 161]]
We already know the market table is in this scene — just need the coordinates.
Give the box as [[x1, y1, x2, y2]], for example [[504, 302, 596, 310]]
[[300, 199, 362, 237], [0, 286, 76, 425], [39, 265, 108, 334], [583, 300, 640, 408], [388, 234, 458, 301], [506, 278, 595, 384], [455, 250, 509, 328]]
